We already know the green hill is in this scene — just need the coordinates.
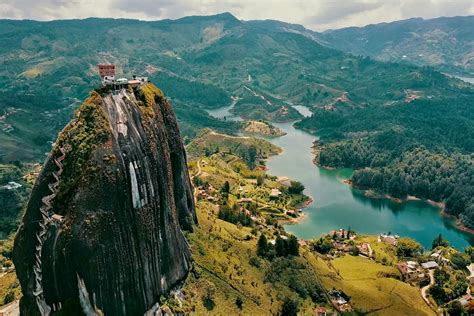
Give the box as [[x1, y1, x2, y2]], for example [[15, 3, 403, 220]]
[[1, 14, 472, 163]]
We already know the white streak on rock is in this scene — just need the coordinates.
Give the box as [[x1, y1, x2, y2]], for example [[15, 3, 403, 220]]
[[129, 161, 141, 209], [77, 275, 101, 316]]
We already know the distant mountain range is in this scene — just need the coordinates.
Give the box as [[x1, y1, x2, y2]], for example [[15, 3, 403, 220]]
[[0, 13, 472, 162], [245, 15, 474, 76], [321, 16, 474, 76]]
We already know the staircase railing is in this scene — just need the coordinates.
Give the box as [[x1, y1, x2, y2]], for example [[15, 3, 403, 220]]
[[32, 147, 66, 316]]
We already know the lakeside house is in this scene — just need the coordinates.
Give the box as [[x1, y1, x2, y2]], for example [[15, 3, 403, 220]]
[[315, 307, 327, 316], [270, 188, 281, 198], [328, 229, 356, 240], [466, 263, 474, 284], [379, 234, 399, 246], [357, 243, 371, 257], [421, 261, 439, 270]]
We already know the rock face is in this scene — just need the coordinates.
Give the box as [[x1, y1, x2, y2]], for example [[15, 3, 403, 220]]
[[13, 83, 196, 315]]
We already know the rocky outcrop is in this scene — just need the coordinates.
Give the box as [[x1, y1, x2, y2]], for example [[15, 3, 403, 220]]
[[13, 83, 196, 315]]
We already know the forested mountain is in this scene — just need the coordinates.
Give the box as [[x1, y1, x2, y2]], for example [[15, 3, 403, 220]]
[[1, 13, 473, 228], [321, 16, 474, 76], [296, 95, 474, 229], [0, 13, 470, 162]]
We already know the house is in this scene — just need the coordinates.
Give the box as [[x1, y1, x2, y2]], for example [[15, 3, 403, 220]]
[[421, 261, 439, 270], [298, 240, 307, 247], [459, 294, 472, 307], [328, 290, 352, 312], [315, 306, 327, 316], [357, 243, 371, 256], [0, 300, 19, 316], [98, 64, 115, 78], [329, 229, 353, 239], [466, 263, 474, 284], [128, 79, 141, 88], [334, 242, 351, 252], [52, 214, 64, 223], [397, 261, 422, 281], [430, 252, 440, 258], [1, 182, 22, 190], [397, 263, 409, 275], [380, 234, 398, 246], [270, 188, 281, 198]]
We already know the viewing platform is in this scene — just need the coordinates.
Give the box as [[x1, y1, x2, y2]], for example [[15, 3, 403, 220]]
[[98, 64, 148, 89]]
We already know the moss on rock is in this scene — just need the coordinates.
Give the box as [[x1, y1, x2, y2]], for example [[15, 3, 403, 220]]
[[135, 83, 165, 118], [55, 91, 111, 196]]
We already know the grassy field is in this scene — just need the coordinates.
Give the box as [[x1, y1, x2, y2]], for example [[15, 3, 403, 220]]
[[0, 271, 21, 305], [186, 129, 281, 160], [309, 254, 435, 315]]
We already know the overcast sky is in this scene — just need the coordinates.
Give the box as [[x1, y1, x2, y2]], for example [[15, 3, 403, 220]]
[[0, 0, 473, 31]]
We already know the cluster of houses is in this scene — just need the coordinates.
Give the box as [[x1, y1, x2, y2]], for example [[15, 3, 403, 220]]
[[396, 249, 453, 284], [195, 183, 218, 202], [396, 260, 427, 283]]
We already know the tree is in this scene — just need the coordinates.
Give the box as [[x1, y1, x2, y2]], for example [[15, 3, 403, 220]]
[[396, 238, 423, 258], [451, 253, 470, 270], [247, 145, 258, 168], [221, 181, 230, 193], [202, 280, 217, 311], [349, 245, 360, 256], [3, 290, 15, 304], [256, 175, 264, 186], [287, 235, 299, 256], [257, 234, 268, 257], [464, 246, 474, 263], [288, 181, 305, 194], [280, 298, 299, 316], [432, 234, 449, 249], [275, 235, 286, 257], [192, 176, 203, 187], [446, 300, 464, 316], [235, 297, 243, 310], [313, 237, 334, 254]]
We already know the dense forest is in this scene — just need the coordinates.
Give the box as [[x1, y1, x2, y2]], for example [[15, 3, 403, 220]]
[[296, 95, 474, 228]]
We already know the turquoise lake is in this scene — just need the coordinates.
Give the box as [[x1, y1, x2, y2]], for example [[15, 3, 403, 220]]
[[207, 104, 474, 250]]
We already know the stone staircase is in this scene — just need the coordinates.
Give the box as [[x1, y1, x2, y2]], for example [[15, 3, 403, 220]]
[[32, 147, 65, 316]]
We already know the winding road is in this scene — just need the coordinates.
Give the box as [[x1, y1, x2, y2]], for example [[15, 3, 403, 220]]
[[421, 270, 435, 307]]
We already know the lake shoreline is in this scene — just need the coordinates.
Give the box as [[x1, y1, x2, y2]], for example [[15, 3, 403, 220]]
[[209, 106, 473, 249], [342, 179, 474, 237]]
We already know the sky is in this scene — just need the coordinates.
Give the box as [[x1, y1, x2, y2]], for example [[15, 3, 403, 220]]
[[0, 0, 473, 31]]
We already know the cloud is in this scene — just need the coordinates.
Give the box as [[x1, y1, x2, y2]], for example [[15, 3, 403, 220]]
[[0, 0, 472, 31]]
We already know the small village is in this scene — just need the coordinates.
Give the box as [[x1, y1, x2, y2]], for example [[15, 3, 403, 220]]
[[304, 228, 474, 314], [187, 147, 474, 315]]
